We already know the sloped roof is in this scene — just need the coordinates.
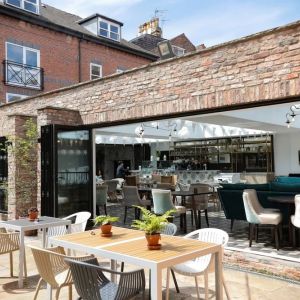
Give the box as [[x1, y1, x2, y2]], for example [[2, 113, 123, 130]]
[[0, 2, 157, 59], [130, 34, 166, 52]]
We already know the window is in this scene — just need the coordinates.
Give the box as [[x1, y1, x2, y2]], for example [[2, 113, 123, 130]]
[[90, 63, 102, 80], [6, 93, 27, 103], [99, 19, 120, 41], [6, 0, 39, 14], [172, 45, 185, 57], [5, 42, 42, 89]]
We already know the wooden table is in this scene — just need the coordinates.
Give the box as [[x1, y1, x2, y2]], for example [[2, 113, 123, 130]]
[[268, 195, 295, 243], [1, 216, 71, 288], [49, 227, 223, 300]]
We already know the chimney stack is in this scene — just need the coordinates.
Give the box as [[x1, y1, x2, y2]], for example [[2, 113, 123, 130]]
[[138, 18, 162, 37]]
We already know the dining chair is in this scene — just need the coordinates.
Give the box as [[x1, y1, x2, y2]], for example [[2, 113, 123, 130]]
[[0, 227, 27, 277], [46, 211, 91, 247], [29, 245, 94, 300], [291, 194, 300, 247], [122, 186, 151, 223], [186, 183, 211, 228], [96, 185, 108, 215], [65, 257, 146, 300], [166, 228, 230, 300], [152, 189, 187, 232], [243, 189, 282, 250], [103, 180, 119, 202]]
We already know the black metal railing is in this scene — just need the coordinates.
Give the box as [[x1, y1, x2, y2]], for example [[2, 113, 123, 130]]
[[3, 60, 44, 90]]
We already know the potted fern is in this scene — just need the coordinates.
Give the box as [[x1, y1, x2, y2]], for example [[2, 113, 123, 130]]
[[131, 206, 175, 249], [93, 215, 119, 237]]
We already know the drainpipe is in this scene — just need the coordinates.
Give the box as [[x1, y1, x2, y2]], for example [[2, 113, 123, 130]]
[[78, 38, 82, 82]]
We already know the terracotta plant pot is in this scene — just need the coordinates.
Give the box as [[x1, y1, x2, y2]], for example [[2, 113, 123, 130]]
[[145, 233, 161, 246], [28, 211, 38, 221], [100, 224, 112, 234]]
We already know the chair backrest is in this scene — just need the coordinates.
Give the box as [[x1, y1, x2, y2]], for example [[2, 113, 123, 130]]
[[294, 194, 300, 227], [96, 185, 108, 206], [30, 245, 68, 287], [184, 228, 229, 272], [156, 183, 173, 190], [242, 189, 260, 224], [114, 178, 125, 190], [104, 180, 118, 192], [152, 189, 174, 215], [122, 186, 141, 206], [187, 183, 210, 209], [177, 182, 190, 191], [152, 174, 161, 183], [66, 211, 91, 232], [125, 175, 138, 186], [161, 222, 177, 236], [161, 175, 173, 184]]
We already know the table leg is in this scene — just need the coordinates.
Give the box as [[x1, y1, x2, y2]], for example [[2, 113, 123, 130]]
[[215, 250, 223, 300], [151, 267, 162, 300], [111, 259, 117, 282], [18, 230, 25, 288]]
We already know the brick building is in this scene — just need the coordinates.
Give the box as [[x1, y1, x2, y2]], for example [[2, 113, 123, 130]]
[[1, 18, 300, 219], [0, 0, 157, 104]]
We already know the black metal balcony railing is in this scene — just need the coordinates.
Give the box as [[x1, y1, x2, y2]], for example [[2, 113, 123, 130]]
[[3, 60, 44, 90]]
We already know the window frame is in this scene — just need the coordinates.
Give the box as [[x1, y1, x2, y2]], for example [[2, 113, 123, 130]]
[[90, 63, 102, 80], [6, 42, 40, 67], [98, 18, 121, 42], [5, 0, 40, 15], [6, 93, 28, 103], [172, 45, 186, 57]]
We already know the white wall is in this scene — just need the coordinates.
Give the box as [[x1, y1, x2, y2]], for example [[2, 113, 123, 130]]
[[274, 132, 300, 176]]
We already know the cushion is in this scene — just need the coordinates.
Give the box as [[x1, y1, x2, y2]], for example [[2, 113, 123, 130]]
[[274, 176, 300, 184], [220, 183, 270, 191], [258, 212, 282, 225], [270, 182, 300, 192]]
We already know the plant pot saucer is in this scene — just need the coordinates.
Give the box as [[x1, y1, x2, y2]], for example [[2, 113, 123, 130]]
[[101, 232, 112, 237], [148, 244, 161, 250]]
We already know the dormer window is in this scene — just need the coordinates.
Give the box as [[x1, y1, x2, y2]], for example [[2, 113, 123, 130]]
[[6, 0, 40, 14], [172, 45, 185, 57], [79, 14, 123, 43], [99, 20, 120, 41]]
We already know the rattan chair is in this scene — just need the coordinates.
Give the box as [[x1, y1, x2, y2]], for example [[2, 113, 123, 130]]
[[65, 257, 145, 300], [29, 245, 94, 300], [0, 227, 27, 277]]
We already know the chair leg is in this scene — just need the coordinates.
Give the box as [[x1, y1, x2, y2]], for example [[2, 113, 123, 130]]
[[255, 224, 259, 243], [197, 210, 202, 229], [55, 286, 62, 300], [249, 224, 254, 247], [123, 206, 127, 224], [194, 276, 200, 299], [96, 205, 100, 216], [183, 213, 187, 233], [171, 269, 180, 293], [33, 278, 44, 300], [193, 210, 198, 228], [121, 261, 124, 272], [191, 210, 194, 226], [230, 219, 234, 232], [292, 225, 296, 248], [9, 252, 13, 277], [68, 285, 72, 300], [204, 209, 209, 227], [222, 274, 231, 300], [204, 270, 209, 300], [275, 225, 280, 250], [104, 204, 107, 216]]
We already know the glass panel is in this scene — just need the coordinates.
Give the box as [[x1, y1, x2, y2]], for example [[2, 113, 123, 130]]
[[7, 64, 23, 84], [91, 65, 101, 77], [110, 32, 119, 41], [7, 43, 23, 64], [7, 94, 25, 102], [27, 0, 37, 3], [110, 25, 119, 33], [99, 29, 108, 37], [6, 0, 21, 8], [56, 130, 91, 217], [24, 1, 37, 13], [25, 49, 38, 67], [99, 21, 108, 29], [25, 68, 40, 86]]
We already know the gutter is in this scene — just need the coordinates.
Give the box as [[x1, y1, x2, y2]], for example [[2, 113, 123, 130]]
[[0, 6, 158, 61]]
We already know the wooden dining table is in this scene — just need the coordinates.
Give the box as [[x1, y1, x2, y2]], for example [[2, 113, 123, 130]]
[[49, 226, 223, 300]]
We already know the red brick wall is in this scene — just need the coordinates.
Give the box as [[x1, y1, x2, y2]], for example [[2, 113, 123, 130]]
[[0, 14, 152, 104]]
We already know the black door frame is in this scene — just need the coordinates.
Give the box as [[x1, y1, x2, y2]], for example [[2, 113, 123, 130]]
[[41, 124, 93, 217]]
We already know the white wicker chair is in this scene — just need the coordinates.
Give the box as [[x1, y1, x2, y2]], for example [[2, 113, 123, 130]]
[[0, 227, 27, 277], [291, 194, 300, 247], [166, 228, 230, 300]]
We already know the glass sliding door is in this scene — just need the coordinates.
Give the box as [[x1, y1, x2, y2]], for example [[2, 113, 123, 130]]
[[41, 125, 93, 218]]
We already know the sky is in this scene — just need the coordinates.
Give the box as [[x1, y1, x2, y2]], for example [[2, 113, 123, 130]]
[[44, 0, 300, 47]]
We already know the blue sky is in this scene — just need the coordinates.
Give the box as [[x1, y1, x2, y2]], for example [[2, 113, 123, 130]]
[[45, 0, 300, 46]]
